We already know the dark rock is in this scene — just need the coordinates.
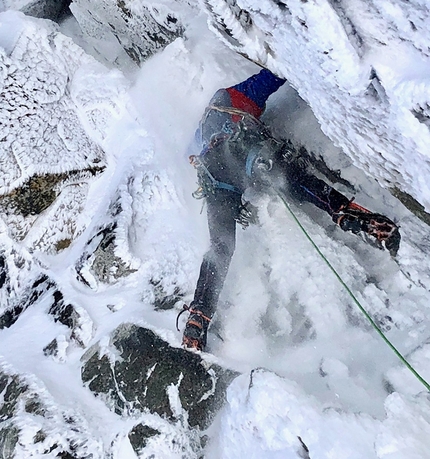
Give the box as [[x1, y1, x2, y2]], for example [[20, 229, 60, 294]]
[[391, 186, 430, 226], [47, 292, 92, 348], [81, 324, 239, 430], [43, 339, 59, 358], [76, 223, 137, 286], [0, 375, 28, 422], [25, 394, 47, 417], [57, 451, 79, 459], [0, 254, 7, 289], [34, 429, 47, 443], [0, 425, 19, 457], [298, 436, 311, 459], [1, 174, 58, 218], [21, 0, 73, 22], [0, 274, 55, 330], [55, 238, 72, 251], [0, 170, 103, 222], [150, 279, 184, 310], [128, 423, 160, 454], [49, 291, 78, 330]]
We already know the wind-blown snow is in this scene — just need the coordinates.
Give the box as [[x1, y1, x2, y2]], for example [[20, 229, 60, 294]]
[[1, 4, 430, 459]]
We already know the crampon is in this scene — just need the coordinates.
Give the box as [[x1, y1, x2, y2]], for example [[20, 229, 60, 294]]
[[334, 201, 401, 257], [176, 304, 211, 351]]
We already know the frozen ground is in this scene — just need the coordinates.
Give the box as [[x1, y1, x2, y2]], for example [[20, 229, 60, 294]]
[[1, 6, 430, 458]]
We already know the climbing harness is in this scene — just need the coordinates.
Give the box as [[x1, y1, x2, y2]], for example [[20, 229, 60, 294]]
[[277, 191, 430, 392], [189, 154, 242, 199], [192, 105, 281, 199]]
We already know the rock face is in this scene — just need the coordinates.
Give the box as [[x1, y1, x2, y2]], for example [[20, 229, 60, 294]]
[[81, 324, 239, 430], [21, 0, 72, 21], [0, 365, 102, 458], [0, 12, 108, 254], [69, 0, 192, 65], [0, 14, 105, 191], [0, 1, 72, 21], [0, 258, 93, 359], [203, 0, 430, 213]]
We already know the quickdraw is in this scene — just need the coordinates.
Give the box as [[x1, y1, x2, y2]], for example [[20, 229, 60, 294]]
[[189, 154, 242, 199], [191, 105, 280, 198]]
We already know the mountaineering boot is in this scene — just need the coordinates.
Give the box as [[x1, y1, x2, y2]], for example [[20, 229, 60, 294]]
[[333, 201, 401, 257], [177, 304, 211, 351]]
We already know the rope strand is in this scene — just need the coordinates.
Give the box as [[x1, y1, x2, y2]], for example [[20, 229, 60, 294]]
[[277, 192, 430, 392]]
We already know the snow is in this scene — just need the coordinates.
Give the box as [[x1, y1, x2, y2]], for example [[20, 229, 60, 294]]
[[0, 11, 106, 196], [204, 0, 430, 211], [1, 4, 430, 459]]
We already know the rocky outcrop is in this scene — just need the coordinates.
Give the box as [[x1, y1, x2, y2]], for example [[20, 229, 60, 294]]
[[81, 324, 239, 430], [0, 12, 109, 255], [69, 0, 192, 65], [21, 0, 72, 21], [75, 221, 137, 288], [0, 1, 72, 21], [0, 14, 105, 192], [0, 245, 93, 357], [0, 169, 104, 253], [0, 365, 102, 458]]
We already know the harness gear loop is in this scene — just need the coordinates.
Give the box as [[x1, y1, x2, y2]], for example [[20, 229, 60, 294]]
[[189, 154, 242, 197], [176, 304, 211, 332], [192, 104, 283, 198]]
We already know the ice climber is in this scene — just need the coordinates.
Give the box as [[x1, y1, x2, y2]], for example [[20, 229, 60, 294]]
[[178, 69, 401, 351]]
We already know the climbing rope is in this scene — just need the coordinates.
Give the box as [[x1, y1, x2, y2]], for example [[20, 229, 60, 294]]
[[277, 192, 430, 392]]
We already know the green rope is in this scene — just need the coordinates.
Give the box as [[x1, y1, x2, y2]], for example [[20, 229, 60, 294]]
[[277, 193, 430, 392]]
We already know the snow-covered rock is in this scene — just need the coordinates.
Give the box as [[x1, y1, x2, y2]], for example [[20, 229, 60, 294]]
[[81, 323, 239, 430], [0, 1, 71, 22], [0, 12, 105, 188], [0, 246, 94, 356], [213, 368, 430, 459], [69, 0, 193, 65], [376, 391, 430, 459], [0, 362, 103, 458], [0, 11, 128, 254]]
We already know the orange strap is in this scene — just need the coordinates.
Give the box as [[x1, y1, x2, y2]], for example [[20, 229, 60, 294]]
[[176, 304, 211, 331]]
